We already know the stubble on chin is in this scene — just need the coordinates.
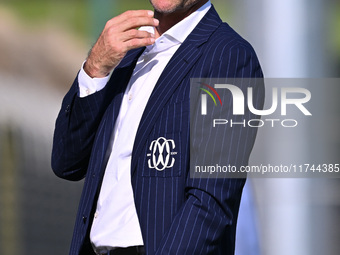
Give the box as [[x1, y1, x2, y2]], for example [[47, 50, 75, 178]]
[[149, 0, 185, 14]]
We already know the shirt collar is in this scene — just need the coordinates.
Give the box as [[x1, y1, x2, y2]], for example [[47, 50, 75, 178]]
[[140, 1, 211, 53], [162, 0, 211, 43]]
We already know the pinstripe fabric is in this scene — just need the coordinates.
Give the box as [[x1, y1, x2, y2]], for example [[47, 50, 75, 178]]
[[52, 5, 264, 255]]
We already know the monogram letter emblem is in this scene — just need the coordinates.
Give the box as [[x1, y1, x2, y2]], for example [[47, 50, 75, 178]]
[[147, 137, 177, 171]]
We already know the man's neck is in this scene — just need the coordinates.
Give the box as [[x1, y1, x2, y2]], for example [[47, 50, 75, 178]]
[[154, 0, 208, 38]]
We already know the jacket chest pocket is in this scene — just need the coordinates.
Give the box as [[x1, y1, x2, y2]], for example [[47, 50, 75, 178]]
[[136, 100, 190, 177]]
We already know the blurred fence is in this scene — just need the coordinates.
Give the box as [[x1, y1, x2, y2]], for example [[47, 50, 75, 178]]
[[0, 73, 83, 255]]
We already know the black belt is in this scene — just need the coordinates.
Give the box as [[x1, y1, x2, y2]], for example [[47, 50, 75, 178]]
[[99, 246, 145, 255]]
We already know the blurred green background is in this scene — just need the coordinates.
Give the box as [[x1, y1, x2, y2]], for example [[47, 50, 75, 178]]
[[2, 0, 340, 51], [0, 0, 236, 41]]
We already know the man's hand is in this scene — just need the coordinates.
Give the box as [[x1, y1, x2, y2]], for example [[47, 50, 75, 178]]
[[84, 10, 159, 78]]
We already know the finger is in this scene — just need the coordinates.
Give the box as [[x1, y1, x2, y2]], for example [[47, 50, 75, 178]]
[[117, 10, 154, 22], [124, 37, 156, 51], [120, 30, 154, 42], [107, 10, 154, 27], [118, 16, 159, 32]]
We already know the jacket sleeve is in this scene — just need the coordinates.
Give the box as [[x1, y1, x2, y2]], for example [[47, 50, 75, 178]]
[[155, 43, 264, 254], [51, 75, 113, 181]]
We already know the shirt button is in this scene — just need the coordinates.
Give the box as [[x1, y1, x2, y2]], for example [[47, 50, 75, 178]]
[[94, 212, 98, 218], [128, 94, 133, 101], [86, 89, 91, 95]]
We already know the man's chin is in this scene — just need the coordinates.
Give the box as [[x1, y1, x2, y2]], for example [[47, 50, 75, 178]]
[[152, 6, 179, 14], [150, 0, 182, 14]]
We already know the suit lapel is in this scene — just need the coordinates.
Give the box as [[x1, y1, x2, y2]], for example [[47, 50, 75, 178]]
[[131, 6, 222, 175]]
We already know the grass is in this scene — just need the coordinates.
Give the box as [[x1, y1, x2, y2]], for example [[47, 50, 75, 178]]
[[0, 0, 153, 39], [1, 0, 89, 38]]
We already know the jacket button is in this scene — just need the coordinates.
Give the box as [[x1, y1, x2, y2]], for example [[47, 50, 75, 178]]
[[82, 216, 87, 223], [65, 105, 70, 113]]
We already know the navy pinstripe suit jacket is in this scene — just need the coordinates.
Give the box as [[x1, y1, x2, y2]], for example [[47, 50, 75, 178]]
[[52, 6, 264, 255]]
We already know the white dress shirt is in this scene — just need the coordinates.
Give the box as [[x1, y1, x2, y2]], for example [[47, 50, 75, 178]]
[[78, 2, 211, 253]]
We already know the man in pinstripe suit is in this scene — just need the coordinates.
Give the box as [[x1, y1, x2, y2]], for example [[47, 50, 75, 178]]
[[52, 0, 264, 254]]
